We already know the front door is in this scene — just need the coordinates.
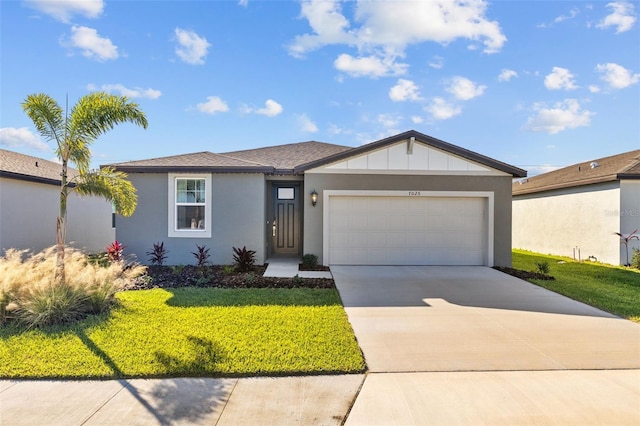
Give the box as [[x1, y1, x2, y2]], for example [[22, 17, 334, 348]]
[[271, 184, 300, 256]]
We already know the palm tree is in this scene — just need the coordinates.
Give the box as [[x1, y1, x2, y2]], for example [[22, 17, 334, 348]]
[[22, 92, 148, 283]]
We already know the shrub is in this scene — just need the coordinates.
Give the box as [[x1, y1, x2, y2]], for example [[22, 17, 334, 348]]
[[222, 265, 236, 275], [534, 261, 550, 275], [147, 242, 168, 266], [191, 245, 211, 268], [302, 253, 318, 269], [631, 248, 640, 270], [106, 240, 125, 263], [232, 246, 256, 272], [0, 247, 146, 328]]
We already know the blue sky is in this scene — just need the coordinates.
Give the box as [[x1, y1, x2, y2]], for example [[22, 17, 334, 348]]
[[1, 0, 638, 175]]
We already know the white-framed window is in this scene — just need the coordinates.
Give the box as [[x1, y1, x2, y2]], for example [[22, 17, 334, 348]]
[[168, 174, 211, 238]]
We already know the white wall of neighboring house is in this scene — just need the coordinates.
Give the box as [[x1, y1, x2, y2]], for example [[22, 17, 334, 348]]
[[0, 177, 115, 254], [620, 180, 640, 264], [512, 182, 622, 265]]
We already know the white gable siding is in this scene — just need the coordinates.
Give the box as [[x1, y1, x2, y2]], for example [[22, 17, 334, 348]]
[[309, 141, 506, 175], [512, 182, 621, 265]]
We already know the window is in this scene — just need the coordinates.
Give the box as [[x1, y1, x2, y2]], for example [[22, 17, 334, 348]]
[[168, 174, 211, 238]]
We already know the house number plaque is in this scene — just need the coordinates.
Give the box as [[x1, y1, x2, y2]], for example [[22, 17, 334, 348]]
[[408, 191, 421, 196]]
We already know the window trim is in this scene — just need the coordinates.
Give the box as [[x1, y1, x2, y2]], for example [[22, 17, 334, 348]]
[[168, 173, 211, 238]]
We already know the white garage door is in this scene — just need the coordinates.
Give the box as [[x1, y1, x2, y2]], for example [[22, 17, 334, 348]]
[[328, 196, 487, 265]]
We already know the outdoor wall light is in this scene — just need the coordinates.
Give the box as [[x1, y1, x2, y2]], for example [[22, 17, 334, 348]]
[[310, 190, 318, 207]]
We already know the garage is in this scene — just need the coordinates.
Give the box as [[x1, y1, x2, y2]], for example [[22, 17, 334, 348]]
[[326, 192, 491, 266]]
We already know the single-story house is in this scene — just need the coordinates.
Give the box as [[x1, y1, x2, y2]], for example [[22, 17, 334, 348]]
[[107, 130, 526, 267], [0, 149, 115, 254], [512, 149, 640, 265]]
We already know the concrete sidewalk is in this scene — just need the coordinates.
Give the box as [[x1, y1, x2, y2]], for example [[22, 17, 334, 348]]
[[0, 375, 365, 425]]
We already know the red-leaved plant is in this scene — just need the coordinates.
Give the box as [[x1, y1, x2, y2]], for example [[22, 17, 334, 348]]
[[106, 240, 124, 263]]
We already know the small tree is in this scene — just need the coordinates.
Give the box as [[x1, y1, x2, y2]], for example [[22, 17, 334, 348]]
[[22, 92, 148, 283], [614, 229, 639, 266]]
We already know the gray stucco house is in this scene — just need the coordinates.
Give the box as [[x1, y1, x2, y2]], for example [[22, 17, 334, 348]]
[[0, 149, 115, 254], [108, 130, 526, 267], [513, 149, 640, 265]]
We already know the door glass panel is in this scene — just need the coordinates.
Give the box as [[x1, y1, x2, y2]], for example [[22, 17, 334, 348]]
[[277, 187, 294, 200]]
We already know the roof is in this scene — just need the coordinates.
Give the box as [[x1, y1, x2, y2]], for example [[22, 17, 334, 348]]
[[107, 130, 526, 177], [0, 149, 76, 186], [513, 149, 640, 196]]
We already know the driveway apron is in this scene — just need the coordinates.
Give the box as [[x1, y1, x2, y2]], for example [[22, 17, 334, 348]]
[[332, 265, 640, 373]]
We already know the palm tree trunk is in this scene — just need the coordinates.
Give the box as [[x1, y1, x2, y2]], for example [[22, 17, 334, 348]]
[[55, 160, 68, 284]]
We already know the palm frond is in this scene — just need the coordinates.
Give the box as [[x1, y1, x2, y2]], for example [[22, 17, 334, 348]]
[[21, 94, 65, 150], [75, 168, 137, 217], [68, 92, 148, 144]]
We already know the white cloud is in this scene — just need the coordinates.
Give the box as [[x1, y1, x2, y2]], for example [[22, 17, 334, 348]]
[[554, 7, 580, 23], [426, 97, 462, 120], [25, 0, 104, 23], [0, 127, 49, 151], [597, 2, 636, 33], [297, 113, 318, 132], [523, 99, 594, 134], [544, 67, 578, 90], [289, 0, 506, 78], [446, 76, 486, 100], [288, 0, 355, 58], [174, 28, 211, 65], [589, 85, 601, 93], [498, 69, 518, 82], [389, 79, 422, 102], [595, 63, 640, 89], [90, 83, 161, 99], [63, 25, 118, 61], [254, 99, 284, 117], [411, 116, 424, 124], [238, 0, 249, 7], [196, 96, 229, 114], [334, 53, 407, 78], [429, 56, 444, 69], [376, 113, 400, 128]]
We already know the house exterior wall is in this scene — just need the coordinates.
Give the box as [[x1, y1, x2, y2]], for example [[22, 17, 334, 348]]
[[512, 182, 621, 265], [0, 177, 114, 254], [620, 180, 640, 263], [116, 173, 265, 265], [303, 174, 514, 267]]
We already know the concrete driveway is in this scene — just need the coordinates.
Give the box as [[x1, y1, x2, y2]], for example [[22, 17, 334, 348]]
[[333, 265, 640, 373], [334, 265, 640, 425]]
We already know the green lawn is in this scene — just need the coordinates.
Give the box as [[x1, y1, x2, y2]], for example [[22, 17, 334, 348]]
[[512, 250, 640, 323], [0, 288, 365, 379]]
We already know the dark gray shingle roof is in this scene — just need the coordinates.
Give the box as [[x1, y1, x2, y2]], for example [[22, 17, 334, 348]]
[[106, 130, 526, 177], [513, 149, 640, 196], [0, 149, 75, 185]]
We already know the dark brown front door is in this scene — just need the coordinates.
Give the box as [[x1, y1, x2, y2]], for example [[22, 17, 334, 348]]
[[272, 184, 300, 256]]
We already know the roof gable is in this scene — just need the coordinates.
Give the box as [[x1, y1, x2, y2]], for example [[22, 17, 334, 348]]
[[513, 149, 640, 196], [297, 130, 526, 177]]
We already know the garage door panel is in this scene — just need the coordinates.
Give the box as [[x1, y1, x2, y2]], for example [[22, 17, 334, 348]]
[[328, 196, 488, 266]]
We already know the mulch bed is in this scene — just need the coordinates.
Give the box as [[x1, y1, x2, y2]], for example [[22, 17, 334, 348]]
[[125, 265, 334, 291], [493, 266, 555, 281]]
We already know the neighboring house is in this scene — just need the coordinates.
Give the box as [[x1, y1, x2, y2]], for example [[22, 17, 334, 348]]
[[0, 149, 115, 254], [512, 150, 640, 265], [107, 130, 526, 267]]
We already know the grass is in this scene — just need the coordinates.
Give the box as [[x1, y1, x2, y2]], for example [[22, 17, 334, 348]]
[[512, 250, 640, 323], [0, 287, 365, 379]]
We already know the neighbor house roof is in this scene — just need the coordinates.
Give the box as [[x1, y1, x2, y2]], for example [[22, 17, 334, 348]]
[[0, 149, 75, 186], [107, 130, 526, 177], [513, 149, 640, 196]]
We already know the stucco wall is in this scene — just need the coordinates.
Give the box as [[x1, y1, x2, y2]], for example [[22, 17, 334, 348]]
[[303, 174, 514, 267], [512, 182, 621, 265], [116, 173, 265, 265], [0, 177, 114, 254], [620, 180, 640, 264]]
